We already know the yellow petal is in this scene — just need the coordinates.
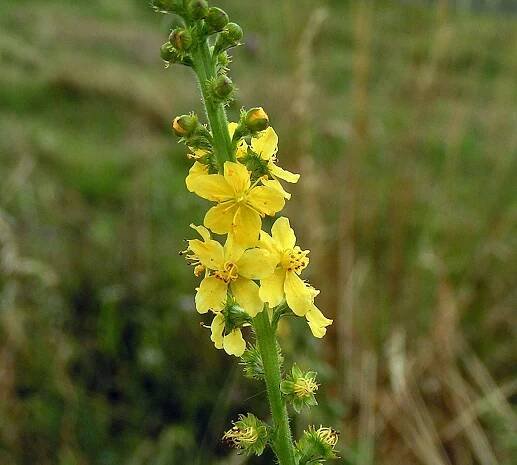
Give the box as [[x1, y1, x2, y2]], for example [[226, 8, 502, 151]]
[[228, 122, 239, 138], [271, 217, 296, 250], [185, 162, 209, 192], [237, 248, 277, 280], [204, 202, 239, 235], [189, 223, 211, 241], [231, 278, 264, 317], [270, 163, 300, 183], [251, 127, 278, 160], [189, 173, 234, 202], [232, 205, 261, 248], [259, 268, 286, 307], [195, 276, 227, 313], [246, 185, 285, 216], [222, 233, 246, 264], [261, 178, 291, 200], [223, 161, 250, 195], [210, 312, 225, 349], [284, 272, 313, 316], [258, 230, 282, 261], [306, 304, 333, 338], [223, 329, 246, 356], [188, 239, 224, 270]]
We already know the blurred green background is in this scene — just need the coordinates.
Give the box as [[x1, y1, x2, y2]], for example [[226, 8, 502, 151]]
[[1, 0, 516, 464]]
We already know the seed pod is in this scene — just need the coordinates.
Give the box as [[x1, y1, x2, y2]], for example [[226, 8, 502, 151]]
[[187, 0, 209, 20], [245, 107, 269, 132], [172, 114, 199, 137], [212, 74, 234, 100], [205, 7, 229, 33], [160, 42, 177, 62], [169, 28, 193, 51]]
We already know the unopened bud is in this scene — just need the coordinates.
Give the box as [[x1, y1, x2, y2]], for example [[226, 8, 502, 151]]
[[245, 107, 269, 132], [212, 74, 234, 100], [224, 22, 243, 43], [172, 114, 198, 137], [151, 0, 182, 14], [169, 28, 193, 51], [205, 7, 229, 33], [187, 0, 209, 20], [214, 22, 243, 54]]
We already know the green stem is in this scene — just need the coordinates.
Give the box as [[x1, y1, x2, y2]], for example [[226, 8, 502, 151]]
[[191, 31, 294, 465], [191, 40, 235, 171], [253, 310, 296, 465]]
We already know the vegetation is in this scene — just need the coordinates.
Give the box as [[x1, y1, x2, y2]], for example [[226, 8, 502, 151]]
[[0, 1, 515, 464]]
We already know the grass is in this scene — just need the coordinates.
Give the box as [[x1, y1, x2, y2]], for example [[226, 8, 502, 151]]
[[0, 1, 515, 464]]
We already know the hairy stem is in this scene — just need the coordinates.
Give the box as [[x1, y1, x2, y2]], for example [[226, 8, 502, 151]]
[[192, 41, 235, 170], [253, 310, 296, 465], [191, 32, 295, 465]]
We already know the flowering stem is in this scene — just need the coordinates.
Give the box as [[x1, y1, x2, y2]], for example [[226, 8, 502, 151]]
[[190, 27, 295, 465], [253, 309, 296, 465], [191, 41, 235, 170]]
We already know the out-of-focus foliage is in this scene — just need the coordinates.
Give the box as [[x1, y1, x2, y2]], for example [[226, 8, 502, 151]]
[[0, 1, 515, 464]]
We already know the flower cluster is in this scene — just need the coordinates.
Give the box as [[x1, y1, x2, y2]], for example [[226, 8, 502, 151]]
[[183, 123, 332, 356]]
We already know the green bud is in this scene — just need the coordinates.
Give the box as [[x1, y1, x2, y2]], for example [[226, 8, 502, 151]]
[[187, 0, 209, 20], [169, 28, 193, 51], [151, 0, 182, 14], [205, 7, 229, 33], [224, 22, 243, 43], [172, 114, 199, 137], [223, 414, 269, 456], [211, 74, 234, 100], [245, 107, 269, 132], [214, 22, 243, 54]]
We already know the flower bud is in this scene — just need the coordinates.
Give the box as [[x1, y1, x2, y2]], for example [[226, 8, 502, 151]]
[[245, 107, 269, 132], [169, 28, 193, 51], [172, 114, 199, 137], [211, 74, 234, 100], [224, 22, 243, 43], [187, 0, 209, 20], [214, 22, 243, 54], [223, 414, 268, 456], [205, 7, 229, 33], [151, 0, 182, 14]]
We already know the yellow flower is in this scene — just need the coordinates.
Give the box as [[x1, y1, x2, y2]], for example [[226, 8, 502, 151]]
[[210, 313, 246, 356], [188, 161, 285, 247], [258, 217, 315, 316], [306, 303, 333, 338], [251, 127, 300, 184], [187, 231, 276, 315], [185, 161, 209, 192], [228, 122, 248, 158]]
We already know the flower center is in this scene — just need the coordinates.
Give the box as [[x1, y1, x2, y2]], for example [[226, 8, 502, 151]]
[[293, 376, 318, 398], [214, 262, 239, 283], [281, 246, 309, 274]]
